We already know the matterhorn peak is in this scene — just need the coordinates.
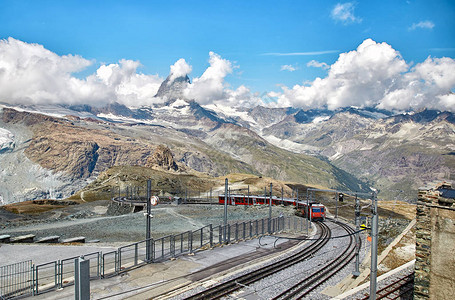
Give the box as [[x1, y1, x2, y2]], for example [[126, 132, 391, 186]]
[[154, 74, 190, 99]]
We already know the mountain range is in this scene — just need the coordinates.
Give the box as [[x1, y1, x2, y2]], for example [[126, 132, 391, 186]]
[[1, 74, 453, 204]]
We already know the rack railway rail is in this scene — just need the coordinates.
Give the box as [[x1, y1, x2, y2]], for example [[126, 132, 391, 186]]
[[182, 221, 330, 300], [272, 218, 357, 299], [177, 219, 357, 300], [360, 272, 414, 300]]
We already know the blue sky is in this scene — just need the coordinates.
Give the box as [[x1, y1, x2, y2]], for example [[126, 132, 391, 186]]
[[0, 0, 454, 111]]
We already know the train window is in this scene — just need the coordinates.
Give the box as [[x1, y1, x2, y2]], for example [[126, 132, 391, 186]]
[[321, 208, 324, 212], [312, 208, 320, 212]]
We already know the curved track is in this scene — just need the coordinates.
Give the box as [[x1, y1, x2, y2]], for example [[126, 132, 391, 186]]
[[183, 221, 331, 300], [272, 218, 357, 299]]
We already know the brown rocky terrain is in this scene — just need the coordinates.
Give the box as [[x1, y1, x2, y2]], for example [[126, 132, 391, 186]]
[[2, 108, 180, 179]]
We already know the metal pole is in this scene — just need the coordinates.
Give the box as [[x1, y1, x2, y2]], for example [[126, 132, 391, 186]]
[[306, 189, 309, 235], [224, 178, 228, 242], [146, 180, 151, 262], [269, 183, 272, 233], [335, 192, 339, 220], [281, 187, 283, 205], [369, 193, 378, 300], [353, 193, 360, 277], [309, 191, 312, 228], [247, 185, 250, 206]]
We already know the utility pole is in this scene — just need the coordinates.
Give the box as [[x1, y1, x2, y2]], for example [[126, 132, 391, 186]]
[[353, 193, 360, 277], [369, 193, 379, 300], [247, 185, 250, 205], [335, 192, 339, 220], [224, 178, 228, 243], [269, 183, 272, 233], [281, 187, 284, 205], [146, 180, 152, 262], [306, 188, 309, 236]]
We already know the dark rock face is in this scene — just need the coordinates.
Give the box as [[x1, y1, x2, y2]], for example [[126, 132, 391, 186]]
[[146, 145, 179, 171], [155, 75, 190, 99]]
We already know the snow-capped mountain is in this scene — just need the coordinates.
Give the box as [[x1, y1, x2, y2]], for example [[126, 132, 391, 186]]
[[1, 70, 453, 203]]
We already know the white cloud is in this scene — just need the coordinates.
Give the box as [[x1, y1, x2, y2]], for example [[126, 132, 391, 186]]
[[169, 58, 192, 82], [409, 20, 435, 30], [273, 38, 455, 112], [184, 51, 233, 104], [331, 2, 362, 24], [0, 37, 163, 107], [280, 64, 298, 72], [307, 60, 329, 70]]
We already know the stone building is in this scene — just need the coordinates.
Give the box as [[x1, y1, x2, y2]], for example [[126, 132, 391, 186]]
[[415, 182, 455, 300]]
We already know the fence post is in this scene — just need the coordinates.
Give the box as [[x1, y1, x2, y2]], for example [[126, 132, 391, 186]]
[[171, 235, 175, 258], [57, 260, 62, 289], [219, 225, 222, 244], [189, 230, 193, 253], [200, 228, 203, 248], [35, 265, 39, 295], [210, 224, 213, 247], [118, 249, 122, 271], [135, 243, 139, 266], [243, 222, 246, 240]]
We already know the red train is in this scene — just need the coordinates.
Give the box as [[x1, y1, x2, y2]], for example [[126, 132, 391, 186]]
[[218, 194, 325, 221]]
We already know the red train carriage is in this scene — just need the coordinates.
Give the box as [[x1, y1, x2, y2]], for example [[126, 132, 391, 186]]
[[218, 194, 325, 220], [218, 194, 297, 206], [298, 202, 325, 220]]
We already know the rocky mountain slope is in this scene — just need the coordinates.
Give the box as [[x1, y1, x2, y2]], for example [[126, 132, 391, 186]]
[[262, 109, 455, 200], [2, 71, 452, 203]]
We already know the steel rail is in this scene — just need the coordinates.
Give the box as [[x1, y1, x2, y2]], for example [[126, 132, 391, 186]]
[[361, 272, 414, 300], [183, 221, 331, 300], [273, 219, 357, 299]]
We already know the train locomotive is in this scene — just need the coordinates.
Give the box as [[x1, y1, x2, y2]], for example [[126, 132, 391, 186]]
[[218, 194, 325, 221]]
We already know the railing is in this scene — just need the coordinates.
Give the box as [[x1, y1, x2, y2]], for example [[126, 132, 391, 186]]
[[0, 215, 306, 299], [0, 260, 33, 299]]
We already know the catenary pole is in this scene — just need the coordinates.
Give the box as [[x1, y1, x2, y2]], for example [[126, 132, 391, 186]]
[[146, 179, 151, 261], [369, 193, 378, 300], [224, 178, 228, 242], [269, 183, 272, 233], [353, 193, 360, 276]]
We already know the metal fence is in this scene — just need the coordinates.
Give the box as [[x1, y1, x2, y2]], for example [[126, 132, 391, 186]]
[[0, 215, 305, 299], [0, 260, 33, 299]]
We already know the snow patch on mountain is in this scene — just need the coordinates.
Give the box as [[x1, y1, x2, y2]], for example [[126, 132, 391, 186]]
[[0, 127, 15, 152], [204, 104, 256, 126], [263, 135, 319, 154], [312, 116, 330, 124]]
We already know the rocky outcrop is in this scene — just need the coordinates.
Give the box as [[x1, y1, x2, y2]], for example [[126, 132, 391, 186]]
[[146, 145, 178, 171], [2, 109, 181, 179]]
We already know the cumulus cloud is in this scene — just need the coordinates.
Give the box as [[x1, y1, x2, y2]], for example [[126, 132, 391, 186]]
[[307, 60, 330, 70], [281, 64, 298, 72], [274, 39, 455, 112], [409, 20, 435, 30], [184, 51, 233, 104], [169, 58, 192, 82], [331, 2, 362, 24], [0, 37, 163, 107]]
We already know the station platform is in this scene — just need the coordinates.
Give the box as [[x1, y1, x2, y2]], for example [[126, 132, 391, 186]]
[[28, 232, 309, 300]]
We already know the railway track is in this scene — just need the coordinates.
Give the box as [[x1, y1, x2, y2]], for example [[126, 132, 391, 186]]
[[182, 221, 332, 300], [272, 218, 357, 299], [360, 272, 414, 300]]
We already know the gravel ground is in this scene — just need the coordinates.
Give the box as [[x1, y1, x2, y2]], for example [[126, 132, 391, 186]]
[[1, 203, 295, 244], [344, 263, 415, 299]]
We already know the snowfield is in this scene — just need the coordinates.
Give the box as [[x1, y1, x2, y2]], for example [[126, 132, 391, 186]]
[[0, 127, 15, 152]]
